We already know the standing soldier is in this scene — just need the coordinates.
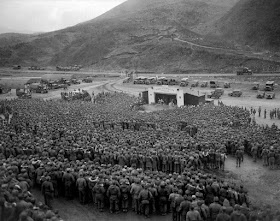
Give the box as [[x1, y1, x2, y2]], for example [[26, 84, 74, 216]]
[[264, 109, 267, 118], [268, 148, 275, 170], [258, 106, 261, 117], [235, 149, 242, 167], [251, 145, 258, 162], [261, 148, 269, 166], [107, 181, 121, 213], [138, 183, 153, 218], [130, 178, 142, 214], [62, 168, 75, 200], [76, 173, 87, 204], [41, 176, 54, 209], [158, 182, 169, 216], [120, 180, 130, 212], [93, 180, 106, 212]]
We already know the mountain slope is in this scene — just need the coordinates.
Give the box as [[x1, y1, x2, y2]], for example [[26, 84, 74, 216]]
[[0, 0, 279, 72], [212, 0, 280, 51]]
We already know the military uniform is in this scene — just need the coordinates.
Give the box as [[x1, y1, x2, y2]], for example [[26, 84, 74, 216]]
[[41, 177, 54, 208], [107, 182, 121, 213]]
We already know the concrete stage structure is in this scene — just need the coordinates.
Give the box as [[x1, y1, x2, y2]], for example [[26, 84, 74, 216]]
[[142, 86, 205, 107]]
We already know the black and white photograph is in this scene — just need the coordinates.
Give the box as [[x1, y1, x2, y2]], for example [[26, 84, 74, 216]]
[[0, 0, 280, 221]]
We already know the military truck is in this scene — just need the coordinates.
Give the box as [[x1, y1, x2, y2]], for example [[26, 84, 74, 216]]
[[256, 91, 265, 99], [251, 82, 260, 90], [145, 77, 157, 85], [13, 65, 21, 70], [191, 81, 199, 87], [179, 78, 189, 87], [82, 77, 93, 83], [157, 77, 168, 85], [265, 91, 275, 99], [168, 78, 179, 85], [265, 81, 275, 91], [133, 76, 147, 84], [208, 88, 224, 99], [210, 81, 218, 88], [237, 67, 252, 75], [224, 82, 231, 88], [228, 90, 242, 97], [16, 89, 31, 99], [29, 83, 48, 93], [200, 81, 208, 87]]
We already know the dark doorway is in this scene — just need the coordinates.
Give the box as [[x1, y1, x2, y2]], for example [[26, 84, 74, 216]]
[[142, 91, 148, 104], [155, 93, 177, 105]]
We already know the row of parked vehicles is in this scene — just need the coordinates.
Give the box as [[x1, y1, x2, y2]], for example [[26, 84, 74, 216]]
[[133, 77, 231, 89], [26, 78, 81, 94]]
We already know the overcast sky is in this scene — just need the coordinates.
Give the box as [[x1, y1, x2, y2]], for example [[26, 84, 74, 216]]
[[0, 0, 126, 34]]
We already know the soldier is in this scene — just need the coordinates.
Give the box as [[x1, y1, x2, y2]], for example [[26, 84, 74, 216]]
[[178, 195, 191, 221], [251, 145, 258, 162], [186, 204, 201, 221], [258, 106, 261, 117], [264, 109, 267, 118], [169, 188, 180, 221], [120, 180, 130, 212], [174, 191, 184, 221], [107, 181, 121, 213], [41, 176, 54, 209], [268, 149, 275, 170], [93, 180, 106, 212], [209, 197, 221, 221], [130, 178, 142, 214], [230, 204, 247, 221], [216, 206, 230, 221], [62, 168, 75, 200], [235, 149, 242, 167], [261, 148, 268, 166], [138, 183, 153, 218], [76, 173, 87, 204], [148, 182, 158, 214], [158, 181, 169, 216]]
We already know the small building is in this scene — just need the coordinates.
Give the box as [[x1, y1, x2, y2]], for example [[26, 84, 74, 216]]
[[142, 86, 205, 107]]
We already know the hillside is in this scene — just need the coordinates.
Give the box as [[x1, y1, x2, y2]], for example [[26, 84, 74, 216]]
[[211, 0, 280, 51], [0, 0, 279, 72]]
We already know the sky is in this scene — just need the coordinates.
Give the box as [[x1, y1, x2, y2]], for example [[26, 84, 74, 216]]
[[0, 0, 126, 34]]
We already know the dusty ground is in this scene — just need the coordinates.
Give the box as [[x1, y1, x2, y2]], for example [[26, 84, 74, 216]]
[[1, 72, 280, 220]]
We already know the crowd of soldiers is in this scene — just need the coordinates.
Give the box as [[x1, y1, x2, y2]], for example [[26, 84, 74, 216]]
[[0, 92, 280, 221]]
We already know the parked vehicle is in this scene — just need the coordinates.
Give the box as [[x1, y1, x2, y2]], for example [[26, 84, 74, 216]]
[[145, 77, 157, 85], [179, 78, 189, 87], [237, 67, 252, 75], [228, 90, 242, 97], [191, 81, 199, 87], [29, 83, 48, 93], [28, 66, 45, 70], [71, 79, 81, 84], [13, 65, 21, 70], [256, 91, 265, 99], [224, 82, 231, 88], [200, 81, 208, 87], [16, 89, 31, 99], [157, 77, 168, 85], [265, 91, 275, 99], [265, 81, 275, 91], [82, 77, 93, 83], [168, 78, 179, 85], [252, 82, 260, 90], [133, 76, 147, 84], [210, 81, 218, 88]]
